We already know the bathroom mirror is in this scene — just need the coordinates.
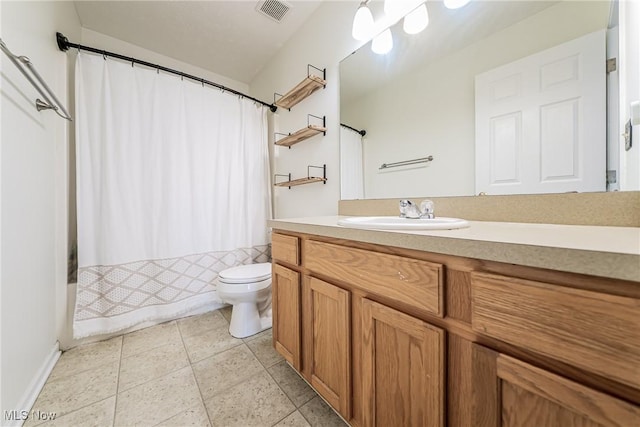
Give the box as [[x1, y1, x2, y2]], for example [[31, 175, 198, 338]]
[[340, 0, 626, 200]]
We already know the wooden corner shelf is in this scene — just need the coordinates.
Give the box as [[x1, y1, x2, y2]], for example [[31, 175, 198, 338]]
[[276, 125, 326, 148]]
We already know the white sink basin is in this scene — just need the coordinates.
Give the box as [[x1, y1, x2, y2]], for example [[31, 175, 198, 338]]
[[338, 216, 470, 230]]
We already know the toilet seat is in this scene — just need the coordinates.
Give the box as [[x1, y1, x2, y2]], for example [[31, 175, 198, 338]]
[[219, 263, 271, 284], [217, 277, 271, 294]]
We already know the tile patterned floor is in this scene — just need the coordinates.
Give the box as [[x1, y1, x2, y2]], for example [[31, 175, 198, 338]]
[[25, 307, 347, 427]]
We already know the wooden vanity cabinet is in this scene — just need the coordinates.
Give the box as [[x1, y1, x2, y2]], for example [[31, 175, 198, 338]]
[[270, 231, 640, 427]]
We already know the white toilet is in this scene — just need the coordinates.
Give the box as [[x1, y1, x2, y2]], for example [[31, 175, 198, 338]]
[[217, 263, 272, 338]]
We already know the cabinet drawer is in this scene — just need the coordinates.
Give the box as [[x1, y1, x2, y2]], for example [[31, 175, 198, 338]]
[[471, 272, 640, 389], [271, 233, 300, 266], [305, 240, 443, 316]]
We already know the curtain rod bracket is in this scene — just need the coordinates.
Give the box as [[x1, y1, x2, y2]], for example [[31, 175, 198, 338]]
[[57, 32, 70, 51]]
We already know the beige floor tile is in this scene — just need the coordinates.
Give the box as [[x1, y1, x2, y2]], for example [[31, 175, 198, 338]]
[[268, 361, 316, 408], [275, 410, 312, 427], [26, 396, 116, 427], [119, 340, 190, 392], [29, 362, 118, 419], [181, 320, 242, 363], [114, 367, 201, 427], [177, 311, 227, 339], [219, 305, 232, 324], [299, 396, 347, 427], [154, 401, 211, 427], [193, 344, 265, 400], [242, 327, 271, 343], [203, 371, 295, 427], [122, 321, 182, 358], [49, 336, 122, 381], [246, 329, 283, 368]]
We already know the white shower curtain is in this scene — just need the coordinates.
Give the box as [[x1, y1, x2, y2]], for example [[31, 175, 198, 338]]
[[340, 125, 364, 199], [74, 52, 271, 338]]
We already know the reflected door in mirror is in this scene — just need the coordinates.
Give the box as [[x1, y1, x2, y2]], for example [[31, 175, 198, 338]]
[[475, 30, 606, 195]]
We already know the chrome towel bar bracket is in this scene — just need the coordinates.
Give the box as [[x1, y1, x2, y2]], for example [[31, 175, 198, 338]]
[[0, 38, 72, 120]]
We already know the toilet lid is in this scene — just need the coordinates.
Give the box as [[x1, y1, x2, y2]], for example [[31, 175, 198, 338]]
[[219, 263, 271, 284]]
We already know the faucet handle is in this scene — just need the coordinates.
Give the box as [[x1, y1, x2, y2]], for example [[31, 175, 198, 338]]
[[420, 199, 435, 219], [399, 199, 411, 218]]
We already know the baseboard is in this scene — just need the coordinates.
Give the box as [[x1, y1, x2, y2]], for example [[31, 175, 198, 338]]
[[3, 342, 61, 427]]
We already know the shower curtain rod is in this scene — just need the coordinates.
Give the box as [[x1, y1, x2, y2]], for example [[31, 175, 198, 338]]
[[340, 123, 366, 136], [56, 32, 278, 112]]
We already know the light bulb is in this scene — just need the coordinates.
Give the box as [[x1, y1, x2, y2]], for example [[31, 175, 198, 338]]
[[444, 0, 471, 9], [371, 28, 393, 55], [352, 3, 375, 41], [403, 4, 429, 34]]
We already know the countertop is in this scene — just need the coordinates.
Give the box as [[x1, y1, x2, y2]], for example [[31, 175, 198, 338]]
[[268, 216, 640, 282]]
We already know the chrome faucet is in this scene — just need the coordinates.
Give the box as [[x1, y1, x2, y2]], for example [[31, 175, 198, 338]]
[[399, 199, 435, 219]]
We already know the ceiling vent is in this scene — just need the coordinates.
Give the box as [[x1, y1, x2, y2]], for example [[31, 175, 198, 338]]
[[256, 0, 291, 23]]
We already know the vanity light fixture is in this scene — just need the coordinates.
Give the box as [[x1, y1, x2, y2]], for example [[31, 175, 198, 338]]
[[354, 0, 465, 55], [371, 28, 394, 54], [443, 0, 471, 9], [352, 0, 375, 41]]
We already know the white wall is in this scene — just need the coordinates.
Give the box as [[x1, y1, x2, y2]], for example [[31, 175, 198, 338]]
[[250, 1, 362, 218], [619, 0, 640, 190], [80, 28, 248, 93], [0, 0, 80, 420], [342, 1, 610, 199]]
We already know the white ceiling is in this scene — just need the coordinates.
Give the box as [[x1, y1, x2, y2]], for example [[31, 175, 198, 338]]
[[73, 0, 324, 84]]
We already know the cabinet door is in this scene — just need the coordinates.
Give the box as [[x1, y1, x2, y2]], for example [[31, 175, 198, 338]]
[[472, 344, 640, 427], [361, 299, 445, 427], [272, 263, 301, 370], [303, 276, 351, 419]]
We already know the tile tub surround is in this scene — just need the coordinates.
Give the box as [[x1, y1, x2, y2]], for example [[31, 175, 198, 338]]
[[268, 217, 640, 282], [24, 309, 346, 427], [339, 191, 640, 227]]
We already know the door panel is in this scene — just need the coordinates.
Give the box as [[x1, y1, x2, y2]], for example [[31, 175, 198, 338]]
[[540, 98, 579, 181], [470, 344, 640, 427], [304, 276, 351, 419], [272, 263, 301, 370], [498, 354, 640, 427], [361, 298, 444, 427], [490, 112, 522, 184]]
